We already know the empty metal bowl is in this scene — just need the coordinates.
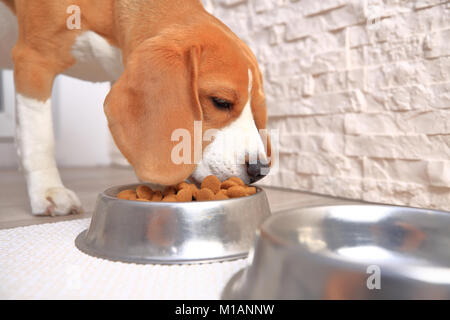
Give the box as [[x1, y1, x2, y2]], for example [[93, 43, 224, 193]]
[[222, 205, 450, 299], [75, 184, 271, 264]]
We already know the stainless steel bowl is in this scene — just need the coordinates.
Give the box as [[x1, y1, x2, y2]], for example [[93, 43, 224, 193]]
[[222, 205, 450, 299], [75, 184, 271, 264]]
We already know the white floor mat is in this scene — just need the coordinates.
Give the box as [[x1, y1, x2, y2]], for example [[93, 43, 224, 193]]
[[0, 218, 247, 299]]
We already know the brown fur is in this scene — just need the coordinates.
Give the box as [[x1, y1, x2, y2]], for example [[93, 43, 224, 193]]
[[4, 0, 270, 185]]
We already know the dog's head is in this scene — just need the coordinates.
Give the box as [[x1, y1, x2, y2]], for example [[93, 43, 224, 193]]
[[104, 22, 271, 186]]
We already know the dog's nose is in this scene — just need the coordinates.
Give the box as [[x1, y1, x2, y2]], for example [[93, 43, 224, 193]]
[[246, 160, 270, 183]]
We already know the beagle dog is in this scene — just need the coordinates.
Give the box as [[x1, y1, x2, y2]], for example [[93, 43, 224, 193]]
[[0, 0, 271, 216]]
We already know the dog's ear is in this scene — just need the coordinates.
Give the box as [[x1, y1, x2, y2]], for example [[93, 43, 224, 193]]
[[104, 39, 202, 185]]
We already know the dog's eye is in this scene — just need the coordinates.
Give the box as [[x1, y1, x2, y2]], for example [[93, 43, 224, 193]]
[[211, 97, 232, 110]]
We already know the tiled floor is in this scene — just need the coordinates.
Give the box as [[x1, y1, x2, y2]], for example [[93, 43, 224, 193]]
[[0, 167, 358, 229]]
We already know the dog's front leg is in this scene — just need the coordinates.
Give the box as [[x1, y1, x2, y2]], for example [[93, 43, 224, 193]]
[[14, 53, 82, 216]]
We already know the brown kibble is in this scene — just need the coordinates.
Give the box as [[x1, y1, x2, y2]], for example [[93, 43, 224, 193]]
[[196, 188, 215, 201], [245, 186, 257, 195], [213, 190, 229, 200], [118, 179, 255, 202], [227, 185, 248, 198], [162, 194, 177, 202], [176, 188, 193, 202], [117, 189, 136, 200], [220, 180, 238, 189], [162, 186, 176, 196], [128, 193, 138, 200], [136, 185, 153, 200], [178, 183, 199, 199], [190, 184, 200, 199], [228, 176, 245, 186], [176, 181, 190, 191], [151, 191, 163, 201], [201, 175, 221, 194]]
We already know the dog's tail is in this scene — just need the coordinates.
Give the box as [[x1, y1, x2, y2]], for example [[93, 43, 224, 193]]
[[1, 0, 15, 13]]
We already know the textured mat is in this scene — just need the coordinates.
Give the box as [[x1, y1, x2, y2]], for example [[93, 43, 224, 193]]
[[0, 218, 247, 299]]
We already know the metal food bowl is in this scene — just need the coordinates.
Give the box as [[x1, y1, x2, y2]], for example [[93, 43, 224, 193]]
[[222, 205, 450, 300], [75, 184, 271, 264]]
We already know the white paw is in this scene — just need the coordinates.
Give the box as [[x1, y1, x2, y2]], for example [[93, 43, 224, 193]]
[[30, 187, 83, 216]]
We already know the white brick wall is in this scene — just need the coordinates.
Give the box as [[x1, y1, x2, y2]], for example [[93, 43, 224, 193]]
[[204, 0, 450, 211]]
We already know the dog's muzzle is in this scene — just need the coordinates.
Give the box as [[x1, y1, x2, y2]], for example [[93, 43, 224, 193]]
[[246, 159, 270, 183]]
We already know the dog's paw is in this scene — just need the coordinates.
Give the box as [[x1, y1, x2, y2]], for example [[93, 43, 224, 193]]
[[30, 187, 83, 216]]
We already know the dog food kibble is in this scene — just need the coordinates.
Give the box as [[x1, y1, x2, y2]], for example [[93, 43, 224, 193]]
[[191, 184, 200, 199], [228, 176, 245, 186], [117, 189, 137, 200], [246, 186, 257, 195], [220, 179, 238, 189], [201, 175, 221, 193], [196, 188, 215, 201], [116, 176, 258, 202], [129, 193, 138, 200], [162, 194, 177, 202], [176, 181, 190, 191], [162, 186, 176, 196], [227, 185, 248, 198], [151, 191, 163, 201], [213, 189, 229, 200], [177, 181, 199, 198], [136, 185, 153, 200], [176, 188, 193, 202]]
